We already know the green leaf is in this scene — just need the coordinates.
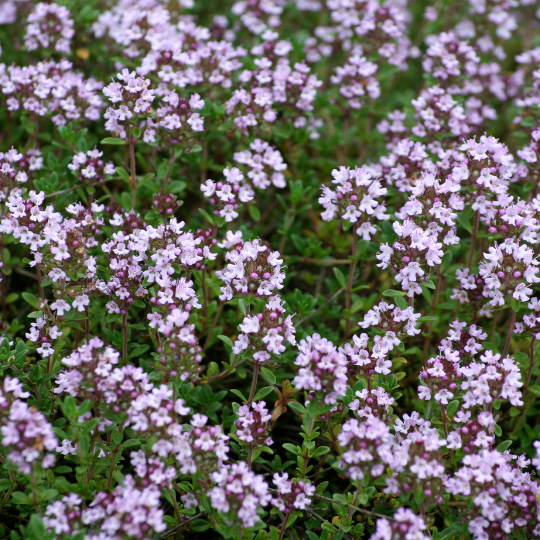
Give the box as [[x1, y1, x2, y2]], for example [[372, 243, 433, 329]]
[[120, 439, 140, 450], [418, 315, 438, 322], [333, 267, 347, 289], [199, 208, 215, 225], [128, 344, 150, 359], [11, 491, 32, 505], [38, 488, 58, 502], [509, 296, 521, 313], [283, 443, 300, 455], [217, 335, 234, 348], [248, 205, 261, 222], [21, 292, 39, 309], [312, 446, 330, 458], [382, 289, 406, 297], [287, 401, 306, 414], [434, 528, 460, 540], [28, 514, 46, 538], [101, 137, 126, 145], [79, 435, 90, 457], [254, 386, 274, 401], [230, 389, 247, 402], [342, 219, 353, 231], [413, 485, 425, 505], [446, 400, 459, 417], [260, 366, 277, 385], [496, 440, 512, 452], [191, 520, 211, 532], [528, 385, 540, 397]]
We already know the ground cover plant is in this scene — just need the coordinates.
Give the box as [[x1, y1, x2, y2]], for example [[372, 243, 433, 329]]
[[2, 0, 540, 539]]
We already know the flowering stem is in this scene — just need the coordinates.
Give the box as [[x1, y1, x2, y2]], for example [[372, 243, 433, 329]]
[[300, 416, 315, 478], [160, 513, 207, 539], [278, 512, 291, 540], [247, 361, 260, 405], [36, 263, 44, 298], [314, 494, 392, 520], [524, 338, 536, 396], [106, 444, 120, 489], [0, 470, 15, 509], [345, 227, 358, 341], [502, 309, 516, 358], [84, 306, 90, 342], [247, 445, 253, 470], [129, 133, 137, 209], [468, 209, 480, 269], [440, 402, 448, 438], [30, 470, 41, 515], [160, 148, 176, 194], [166, 487, 182, 523], [0, 202, 5, 319], [203, 302, 224, 350], [346, 489, 359, 522], [431, 264, 442, 314], [122, 311, 128, 361], [202, 268, 208, 321], [513, 338, 537, 435]]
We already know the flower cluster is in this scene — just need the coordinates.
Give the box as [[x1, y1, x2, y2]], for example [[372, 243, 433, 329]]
[[0, 377, 57, 474], [336, 416, 392, 481], [24, 3, 74, 54], [294, 333, 348, 405], [233, 295, 296, 361], [445, 450, 540, 540], [320, 165, 388, 240], [371, 508, 430, 540], [272, 472, 315, 512], [2, 0, 540, 538], [201, 167, 254, 223], [209, 461, 271, 528], [216, 234, 285, 300]]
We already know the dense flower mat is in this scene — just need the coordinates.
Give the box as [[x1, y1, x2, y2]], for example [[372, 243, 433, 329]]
[[1, 0, 540, 539]]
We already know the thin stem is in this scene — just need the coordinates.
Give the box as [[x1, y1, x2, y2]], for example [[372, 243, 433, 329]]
[[0, 202, 5, 319], [440, 402, 448, 438], [301, 416, 315, 478], [524, 338, 536, 396], [502, 310, 516, 358], [203, 302, 224, 350], [296, 287, 345, 327], [512, 338, 537, 435], [468, 209, 480, 269], [84, 306, 90, 342], [122, 311, 128, 361], [288, 257, 351, 265], [1, 471, 16, 509], [314, 494, 393, 520], [431, 264, 442, 313], [202, 268, 208, 320], [247, 362, 260, 405], [346, 489, 359, 522], [129, 133, 137, 209], [278, 512, 291, 540], [345, 227, 358, 341], [160, 512, 207, 539], [247, 445, 254, 470], [166, 487, 182, 523], [30, 470, 41, 515], [107, 444, 120, 489], [160, 148, 176, 194]]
